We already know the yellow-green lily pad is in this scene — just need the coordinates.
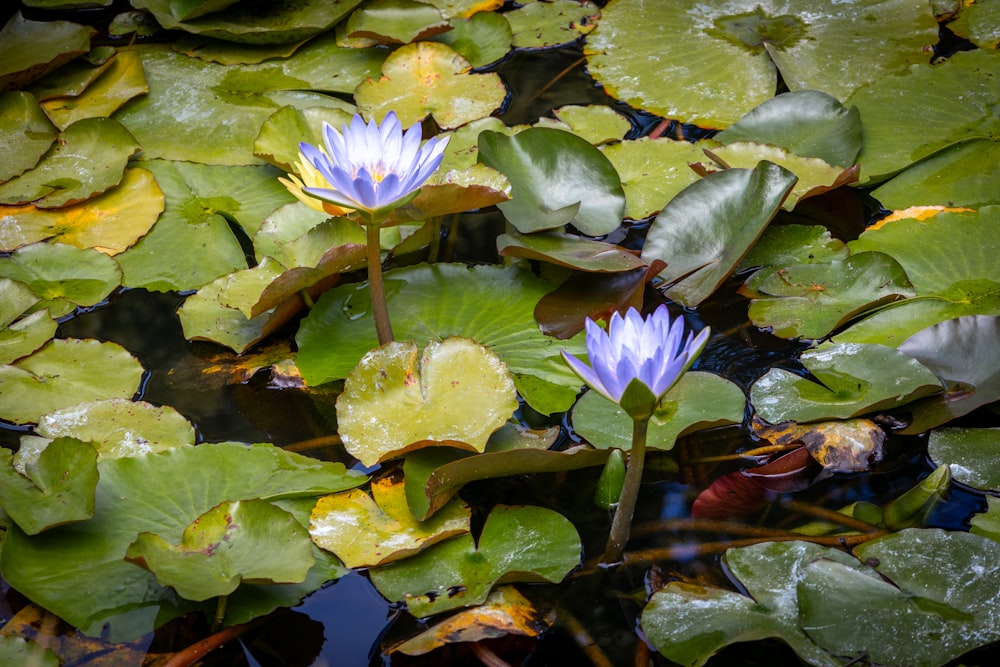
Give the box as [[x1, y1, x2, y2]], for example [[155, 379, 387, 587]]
[[0, 12, 95, 93], [337, 337, 518, 467], [0, 91, 57, 182], [505, 0, 600, 49], [40, 50, 149, 130]]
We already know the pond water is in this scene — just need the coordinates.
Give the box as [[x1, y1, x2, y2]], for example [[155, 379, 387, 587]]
[[2, 1, 999, 666]]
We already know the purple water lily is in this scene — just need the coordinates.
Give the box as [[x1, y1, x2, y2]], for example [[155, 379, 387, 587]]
[[562, 305, 709, 406], [299, 112, 449, 215]]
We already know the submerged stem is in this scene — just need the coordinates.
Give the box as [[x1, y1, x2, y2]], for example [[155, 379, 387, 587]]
[[603, 417, 649, 564], [364, 217, 394, 345]]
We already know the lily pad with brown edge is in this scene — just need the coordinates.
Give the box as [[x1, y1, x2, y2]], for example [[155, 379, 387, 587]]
[[927, 427, 1000, 492], [0, 167, 165, 254], [749, 342, 942, 425], [40, 51, 149, 130], [0, 242, 122, 318], [403, 441, 607, 521], [847, 49, 1000, 184], [570, 371, 746, 452], [599, 136, 709, 220], [504, 0, 599, 49], [0, 441, 366, 641], [0, 91, 58, 183], [254, 105, 356, 172], [172, 32, 309, 65], [586, 0, 936, 129], [497, 231, 645, 273], [368, 504, 581, 618], [0, 310, 56, 366], [131, 0, 362, 44], [126, 499, 316, 601], [336, 337, 519, 467], [897, 315, 1000, 435], [478, 127, 625, 235], [114, 39, 384, 165], [737, 224, 849, 296], [435, 116, 526, 174], [354, 41, 507, 129], [0, 338, 144, 424], [0, 13, 95, 93], [642, 160, 797, 307], [420, 0, 503, 19], [0, 437, 98, 535], [533, 266, 648, 339], [428, 10, 512, 68], [341, 0, 451, 45], [309, 475, 471, 568], [744, 251, 915, 340], [25, 45, 115, 100], [753, 417, 885, 474], [382, 163, 511, 227], [713, 90, 862, 168], [0, 117, 139, 209], [388, 586, 552, 656]]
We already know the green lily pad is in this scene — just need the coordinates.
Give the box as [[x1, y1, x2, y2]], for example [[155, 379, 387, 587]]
[[26, 45, 115, 100], [896, 315, 1000, 434], [0, 338, 144, 424], [0, 441, 366, 640], [0, 277, 38, 327], [497, 231, 646, 273], [847, 49, 1000, 183], [336, 337, 519, 467], [571, 371, 746, 451], [173, 32, 310, 64], [0, 117, 139, 208], [40, 51, 149, 130], [950, 0, 1000, 48], [0, 242, 122, 318], [714, 90, 862, 168], [0, 437, 98, 535], [368, 504, 581, 617], [738, 224, 849, 289], [872, 138, 1000, 210], [429, 10, 512, 68], [586, 0, 936, 128], [536, 104, 631, 146], [295, 263, 586, 404], [132, 0, 362, 44], [436, 116, 526, 174], [32, 399, 196, 460], [0, 167, 164, 254], [745, 251, 914, 339], [0, 91, 57, 182], [642, 160, 797, 307], [478, 127, 625, 235], [309, 475, 471, 567], [342, 0, 450, 45], [254, 105, 356, 172], [0, 636, 58, 667], [354, 41, 506, 129], [403, 436, 607, 521], [116, 160, 293, 292], [749, 342, 942, 424], [383, 162, 511, 227], [114, 39, 384, 165], [971, 496, 1000, 543], [126, 498, 316, 601], [0, 310, 57, 365], [505, 0, 599, 49], [927, 427, 1000, 492], [600, 137, 707, 220], [806, 529, 1000, 667], [168, 0, 241, 21], [0, 12, 95, 93]]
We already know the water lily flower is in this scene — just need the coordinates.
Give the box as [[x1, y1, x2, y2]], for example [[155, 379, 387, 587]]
[[562, 305, 709, 418], [298, 111, 449, 217]]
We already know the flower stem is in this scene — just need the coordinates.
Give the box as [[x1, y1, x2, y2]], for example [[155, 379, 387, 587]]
[[603, 417, 649, 564], [364, 217, 394, 345]]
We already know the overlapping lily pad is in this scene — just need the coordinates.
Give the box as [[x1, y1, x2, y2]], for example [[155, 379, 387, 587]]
[[0, 91, 57, 182], [40, 51, 149, 130], [0, 13, 95, 93], [429, 10, 511, 68], [600, 137, 707, 220]]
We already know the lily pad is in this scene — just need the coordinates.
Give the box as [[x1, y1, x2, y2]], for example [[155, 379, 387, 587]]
[[368, 504, 581, 617], [0, 91, 57, 182], [0, 13, 95, 93], [0, 117, 139, 208], [642, 160, 797, 307], [0, 338, 144, 424], [749, 342, 942, 424], [0, 309, 56, 365], [971, 496, 1000, 543], [295, 262, 586, 404], [429, 10, 512, 68], [927, 427, 1000, 492], [950, 0, 1000, 48], [538, 104, 632, 146], [504, 0, 599, 49], [600, 136, 707, 220], [341, 0, 450, 45], [0, 636, 58, 667], [0, 442, 366, 640], [478, 127, 625, 235], [40, 50, 149, 130], [571, 371, 746, 451], [0, 242, 122, 318], [336, 337, 519, 467], [254, 105, 356, 172], [354, 41, 507, 129], [738, 224, 849, 291], [126, 499, 316, 601], [0, 167, 164, 254], [309, 475, 471, 567], [497, 231, 646, 273], [0, 437, 98, 535]]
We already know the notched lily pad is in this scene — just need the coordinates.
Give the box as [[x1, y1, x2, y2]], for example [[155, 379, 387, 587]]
[[368, 504, 581, 618], [126, 499, 316, 601], [336, 337, 519, 467]]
